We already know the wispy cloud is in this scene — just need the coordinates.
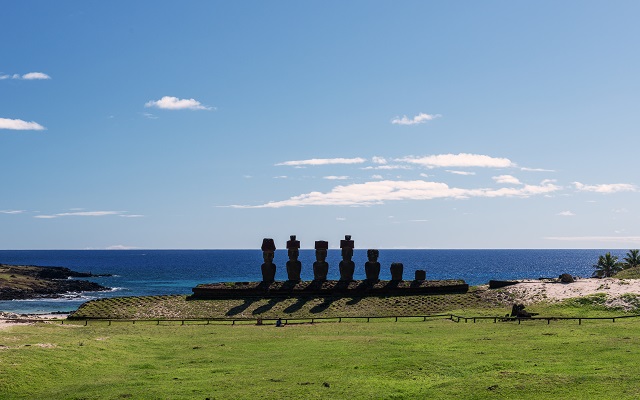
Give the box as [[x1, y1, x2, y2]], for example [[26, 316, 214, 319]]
[[398, 153, 514, 169], [573, 182, 637, 194], [557, 211, 575, 216], [493, 175, 522, 185], [446, 170, 475, 176], [106, 245, 139, 250], [0, 210, 25, 214], [545, 236, 640, 244], [229, 179, 561, 208], [391, 112, 441, 125], [361, 165, 411, 171], [0, 72, 51, 80], [141, 112, 158, 119], [521, 167, 555, 172], [145, 96, 213, 110], [0, 118, 46, 131], [324, 176, 349, 180], [276, 157, 366, 167], [34, 211, 140, 219], [372, 156, 387, 164]]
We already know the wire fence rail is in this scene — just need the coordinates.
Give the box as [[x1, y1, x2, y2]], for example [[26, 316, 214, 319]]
[[4, 313, 640, 327]]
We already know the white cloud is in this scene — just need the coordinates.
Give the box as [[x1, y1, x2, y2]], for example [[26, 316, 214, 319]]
[[230, 179, 561, 208], [22, 72, 51, 80], [573, 182, 637, 194], [372, 156, 387, 164], [371, 175, 384, 180], [0, 72, 51, 80], [399, 153, 514, 169], [142, 112, 158, 119], [0, 118, 46, 131], [493, 175, 522, 185], [446, 170, 476, 176], [557, 211, 575, 216], [0, 210, 25, 214], [410, 219, 429, 222], [336, 217, 346, 221], [276, 157, 366, 166], [391, 112, 441, 125], [145, 96, 212, 110], [612, 208, 629, 213], [324, 176, 349, 180], [273, 176, 288, 179], [119, 214, 144, 218], [106, 245, 138, 250]]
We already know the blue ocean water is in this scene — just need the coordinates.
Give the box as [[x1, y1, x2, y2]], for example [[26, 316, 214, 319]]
[[0, 249, 627, 314]]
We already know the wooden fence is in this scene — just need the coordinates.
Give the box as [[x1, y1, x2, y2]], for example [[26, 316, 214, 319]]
[[4, 313, 640, 326]]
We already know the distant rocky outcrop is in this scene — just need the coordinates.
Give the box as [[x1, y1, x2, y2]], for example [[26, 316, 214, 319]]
[[0, 264, 111, 300]]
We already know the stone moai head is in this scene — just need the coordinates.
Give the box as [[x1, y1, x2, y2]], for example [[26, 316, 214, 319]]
[[340, 235, 354, 260], [286, 235, 300, 260], [315, 240, 328, 262], [261, 238, 276, 263], [367, 249, 379, 262]]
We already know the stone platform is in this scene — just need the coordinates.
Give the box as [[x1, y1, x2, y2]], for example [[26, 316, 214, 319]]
[[190, 279, 469, 300]]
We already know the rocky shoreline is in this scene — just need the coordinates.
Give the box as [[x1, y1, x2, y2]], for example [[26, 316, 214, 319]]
[[0, 264, 111, 301]]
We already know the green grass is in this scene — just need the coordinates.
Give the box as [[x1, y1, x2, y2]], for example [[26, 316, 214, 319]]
[[616, 267, 640, 279], [2, 317, 640, 399]]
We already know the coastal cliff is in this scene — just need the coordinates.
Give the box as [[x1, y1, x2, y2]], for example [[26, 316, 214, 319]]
[[0, 264, 110, 300]]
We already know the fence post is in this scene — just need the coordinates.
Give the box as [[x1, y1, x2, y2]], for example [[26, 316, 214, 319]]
[[85, 320, 88, 326], [395, 316, 398, 322]]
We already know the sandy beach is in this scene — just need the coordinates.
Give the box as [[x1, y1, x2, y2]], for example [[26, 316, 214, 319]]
[[497, 277, 640, 309], [0, 312, 68, 330]]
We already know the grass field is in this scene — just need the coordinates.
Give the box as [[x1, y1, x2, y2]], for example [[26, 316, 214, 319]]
[[2, 315, 640, 399]]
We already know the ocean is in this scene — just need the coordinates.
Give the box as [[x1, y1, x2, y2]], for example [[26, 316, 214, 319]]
[[0, 249, 627, 314]]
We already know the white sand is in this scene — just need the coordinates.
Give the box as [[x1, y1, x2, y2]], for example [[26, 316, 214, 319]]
[[0, 313, 68, 330], [500, 278, 640, 309]]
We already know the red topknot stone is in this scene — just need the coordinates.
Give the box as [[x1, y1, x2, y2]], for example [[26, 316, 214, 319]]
[[340, 234, 354, 249], [287, 235, 300, 249], [315, 240, 329, 250], [261, 238, 276, 252]]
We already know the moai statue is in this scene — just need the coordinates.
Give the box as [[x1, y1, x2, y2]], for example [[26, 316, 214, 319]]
[[415, 269, 426, 281], [365, 249, 381, 281], [390, 262, 404, 281], [260, 238, 276, 282], [286, 235, 301, 281], [339, 235, 355, 281], [313, 240, 329, 281]]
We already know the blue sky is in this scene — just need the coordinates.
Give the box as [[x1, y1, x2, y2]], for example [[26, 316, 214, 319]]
[[1, 1, 639, 250]]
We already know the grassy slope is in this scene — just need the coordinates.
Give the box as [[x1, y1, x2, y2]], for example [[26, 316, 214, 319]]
[[1, 318, 640, 399], [70, 288, 511, 320]]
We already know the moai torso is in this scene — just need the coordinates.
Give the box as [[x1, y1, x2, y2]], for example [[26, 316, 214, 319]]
[[339, 235, 355, 281], [390, 262, 404, 281], [286, 235, 301, 281], [364, 249, 380, 281], [260, 238, 276, 283], [313, 241, 329, 281]]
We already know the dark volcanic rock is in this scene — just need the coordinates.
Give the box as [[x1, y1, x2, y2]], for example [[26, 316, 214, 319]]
[[0, 264, 111, 300]]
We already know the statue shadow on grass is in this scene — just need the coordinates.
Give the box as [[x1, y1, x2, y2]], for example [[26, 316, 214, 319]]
[[283, 297, 311, 314], [310, 297, 336, 314], [345, 296, 362, 306], [252, 298, 281, 315], [225, 298, 257, 317]]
